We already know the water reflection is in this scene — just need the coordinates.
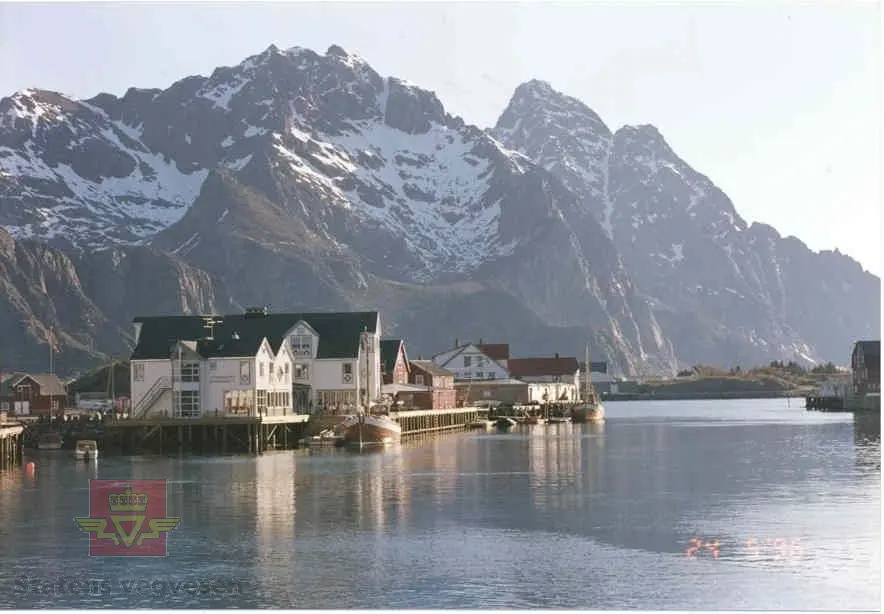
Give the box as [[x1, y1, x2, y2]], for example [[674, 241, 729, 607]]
[[854, 414, 881, 471], [0, 400, 879, 610]]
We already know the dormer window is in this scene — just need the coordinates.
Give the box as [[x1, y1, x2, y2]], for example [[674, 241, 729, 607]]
[[291, 334, 313, 357]]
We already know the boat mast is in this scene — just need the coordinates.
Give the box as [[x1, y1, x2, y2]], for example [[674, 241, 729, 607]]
[[584, 344, 590, 402]]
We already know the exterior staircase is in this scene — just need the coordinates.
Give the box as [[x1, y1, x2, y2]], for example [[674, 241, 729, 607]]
[[133, 377, 171, 419]]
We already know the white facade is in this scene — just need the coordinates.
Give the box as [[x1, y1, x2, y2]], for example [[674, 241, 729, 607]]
[[130, 339, 295, 419], [285, 321, 382, 413], [527, 381, 579, 403], [130, 314, 383, 418], [431, 344, 509, 381]]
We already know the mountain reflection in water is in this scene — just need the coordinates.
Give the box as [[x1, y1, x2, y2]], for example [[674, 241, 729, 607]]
[[0, 399, 878, 609]]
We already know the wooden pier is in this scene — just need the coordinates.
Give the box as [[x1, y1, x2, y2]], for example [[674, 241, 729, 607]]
[[805, 396, 845, 411], [806, 394, 881, 413], [1, 422, 24, 470], [392, 407, 487, 436], [103, 414, 310, 455]]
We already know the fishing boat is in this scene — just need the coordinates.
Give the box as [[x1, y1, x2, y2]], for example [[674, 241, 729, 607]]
[[495, 416, 517, 429], [37, 432, 63, 450], [470, 419, 496, 430], [73, 439, 99, 461], [548, 415, 572, 424], [342, 412, 402, 447], [571, 344, 605, 423]]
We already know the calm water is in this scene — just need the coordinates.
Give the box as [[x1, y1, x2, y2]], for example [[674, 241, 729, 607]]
[[0, 399, 880, 610]]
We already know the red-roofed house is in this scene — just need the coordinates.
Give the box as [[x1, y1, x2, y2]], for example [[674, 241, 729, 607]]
[[431, 340, 510, 382]]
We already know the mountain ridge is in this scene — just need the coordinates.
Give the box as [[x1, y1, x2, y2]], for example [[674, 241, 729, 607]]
[[0, 44, 877, 375]]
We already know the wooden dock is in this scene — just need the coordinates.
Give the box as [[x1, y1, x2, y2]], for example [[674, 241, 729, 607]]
[[805, 396, 845, 411], [392, 407, 487, 436], [103, 414, 310, 455], [1, 422, 24, 470], [806, 394, 881, 413]]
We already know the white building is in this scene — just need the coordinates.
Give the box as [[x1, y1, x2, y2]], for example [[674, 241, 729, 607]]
[[507, 356, 581, 403], [129, 308, 382, 419], [431, 342, 510, 381]]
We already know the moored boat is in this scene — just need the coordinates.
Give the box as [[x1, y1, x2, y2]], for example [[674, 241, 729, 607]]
[[73, 439, 99, 461], [470, 419, 496, 429], [342, 412, 402, 447], [548, 415, 572, 424], [495, 416, 518, 429], [37, 432, 63, 450], [524, 414, 546, 425], [572, 344, 605, 423]]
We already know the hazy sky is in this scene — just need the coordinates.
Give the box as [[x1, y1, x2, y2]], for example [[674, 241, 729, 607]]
[[0, 1, 880, 275]]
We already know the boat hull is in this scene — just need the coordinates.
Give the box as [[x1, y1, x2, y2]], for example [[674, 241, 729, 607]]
[[342, 415, 402, 447], [571, 403, 605, 423]]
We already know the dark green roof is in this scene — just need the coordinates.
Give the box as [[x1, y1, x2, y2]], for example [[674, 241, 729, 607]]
[[131, 311, 379, 360], [380, 339, 403, 374]]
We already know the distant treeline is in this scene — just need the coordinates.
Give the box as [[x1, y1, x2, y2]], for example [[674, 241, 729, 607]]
[[676, 360, 841, 379]]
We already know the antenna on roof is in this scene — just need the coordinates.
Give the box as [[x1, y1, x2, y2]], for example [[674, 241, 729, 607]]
[[202, 316, 223, 340]]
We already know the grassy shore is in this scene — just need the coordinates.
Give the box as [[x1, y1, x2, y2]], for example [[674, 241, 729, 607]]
[[608, 363, 842, 401]]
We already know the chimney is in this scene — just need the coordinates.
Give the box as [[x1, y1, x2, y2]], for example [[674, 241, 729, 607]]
[[455, 338, 459, 348], [555, 352, 559, 359], [479, 337, 484, 345]]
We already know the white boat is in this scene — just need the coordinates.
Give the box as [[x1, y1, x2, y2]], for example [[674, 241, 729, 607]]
[[572, 344, 605, 423], [495, 417, 518, 429], [470, 419, 496, 429], [73, 439, 99, 461], [342, 412, 402, 447]]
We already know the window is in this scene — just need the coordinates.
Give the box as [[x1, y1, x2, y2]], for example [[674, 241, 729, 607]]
[[284, 363, 290, 376], [415, 374, 425, 385], [259, 362, 265, 377], [133, 363, 144, 382], [295, 364, 309, 380], [477, 356, 487, 367], [224, 390, 252, 415], [175, 390, 200, 418], [291, 334, 313, 357], [342, 363, 353, 383], [239, 361, 250, 385], [464, 356, 472, 367], [256, 390, 267, 413], [177, 361, 199, 382], [208, 361, 217, 372]]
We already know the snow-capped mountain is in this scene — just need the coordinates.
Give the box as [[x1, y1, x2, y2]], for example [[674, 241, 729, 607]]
[[493, 80, 879, 365], [0, 45, 678, 373], [0, 45, 877, 373]]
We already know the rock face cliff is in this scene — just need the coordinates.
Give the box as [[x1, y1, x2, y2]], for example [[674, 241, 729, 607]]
[[0, 227, 236, 373], [0, 45, 877, 374], [493, 81, 880, 367]]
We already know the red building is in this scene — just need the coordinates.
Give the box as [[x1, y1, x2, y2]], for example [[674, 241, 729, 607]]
[[851, 340, 880, 395], [3, 373, 67, 416], [408, 360, 456, 410], [380, 339, 410, 385]]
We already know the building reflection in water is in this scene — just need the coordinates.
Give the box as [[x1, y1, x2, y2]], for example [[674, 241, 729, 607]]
[[854, 414, 881, 470], [256, 452, 297, 550]]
